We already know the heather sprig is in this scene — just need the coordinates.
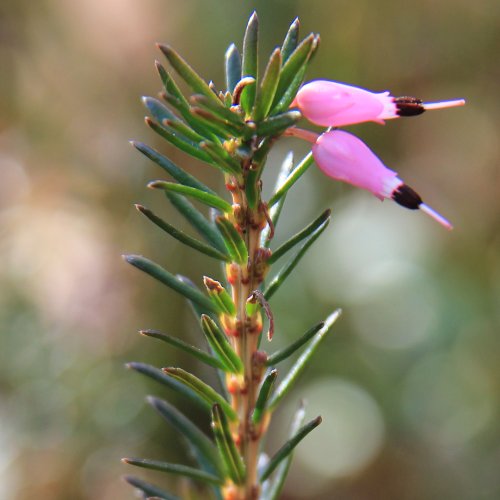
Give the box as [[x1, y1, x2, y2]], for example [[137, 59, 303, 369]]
[[122, 11, 463, 500]]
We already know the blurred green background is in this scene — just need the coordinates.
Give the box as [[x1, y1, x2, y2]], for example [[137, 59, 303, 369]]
[[1, 0, 499, 498]]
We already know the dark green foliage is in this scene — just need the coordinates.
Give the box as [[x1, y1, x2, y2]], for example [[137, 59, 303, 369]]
[[124, 475, 180, 500], [123, 255, 218, 313], [267, 310, 341, 411], [122, 458, 223, 485], [211, 404, 246, 484], [126, 362, 211, 412], [126, 13, 333, 499], [259, 416, 322, 481], [225, 43, 242, 93], [135, 204, 229, 261]]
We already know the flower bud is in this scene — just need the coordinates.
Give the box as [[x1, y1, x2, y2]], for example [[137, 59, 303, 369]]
[[313, 130, 452, 229], [294, 79, 465, 127]]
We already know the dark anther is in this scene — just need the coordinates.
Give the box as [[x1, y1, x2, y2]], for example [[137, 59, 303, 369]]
[[395, 96, 425, 117], [392, 183, 423, 210]]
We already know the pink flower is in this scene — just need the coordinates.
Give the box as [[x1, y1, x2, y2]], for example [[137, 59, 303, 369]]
[[313, 130, 452, 229], [294, 80, 465, 127]]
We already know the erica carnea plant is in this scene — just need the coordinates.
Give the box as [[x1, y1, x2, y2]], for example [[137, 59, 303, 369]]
[[122, 12, 464, 500]]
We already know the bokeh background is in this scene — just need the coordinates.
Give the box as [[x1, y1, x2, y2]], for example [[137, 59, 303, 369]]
[[1, 0, 499, 499]]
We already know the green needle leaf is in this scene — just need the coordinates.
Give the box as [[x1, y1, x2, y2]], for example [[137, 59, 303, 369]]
[[155, 61, 189, 108], [191, 94, 246, 128], [203, 277, 236, 316], [211, 404, 246, 484], [135, 204, 229, 261], [225, 43, 242, 93], [145, 117, 215, 165], [263, 214, 331, 301], [266, 321, 324, 366], [272, 33, 317, 110], [163, 367, 238, 421], [215, 216, 248, 265], [166, 192, 227, 253], [268, 209, 331, 264], [139, 329, 227, 370], [255, 110, 301, 137], [161, 90, 220, 142], [267, 310, 341, 411], [131, 141, 215, 195], [126, 362, 211, 412], [163, 116, 205, 143], [268, 151, 314, 207], [261, 152, 295, 246], [241, 12, 259, 114], [271, 64, 308, 114], [252, 369, 278, 425], [122, 458, 223, 485], [261, 402, 306, 500], [124, 475, 180, 500], [199, 141, 242, 175], [281, 18, 300, 63], [123, 254, 219, 313], [253, 48, 282, 122], [201, 315, 244, 374], [158, 44, 223, 108], [142, 96, 178, 123], [147, 396, 223, 477], [260, 416, 322, 482], [148, 181, 233, 213]]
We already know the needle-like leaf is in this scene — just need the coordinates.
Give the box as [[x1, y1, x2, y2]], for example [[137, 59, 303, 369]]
[[215, 216, 248, 265], [255, 110, 301, 137], [259, 416, 322, 482], [135, 204, 229, 261], [263, 214, 330, 301], [268, 151, 315, 207], [162, 368, 238, 421], [126, 362, 211, 412], [267, 310, 341, 411], [165, 192, 227, 253], [190, 94, 246, 128], [241, 12, 259, 114], [281, 18, 300, 63], [142, 96, 178, 123], [271, 33, 318, 110], [265, 321, 324, 366], [131, 141, 215, 195], [145, 117, 215, 165], [158, 44, 223, 108], [268, 209, 331, 264], [225, 43, 242, 93], [139, 329, 226, 370], [253, 48, 282, 121], [148, 181, 233, 213], [211, 404, 246, 484], [200, 315, 243, 374], [122, 458, 223, 485], [252, 369, 278, 425], [261, 402, 306, 500], [147, 396, 223, 477], [124, 475, 180, 500], [261, 152, 295, 246], [123, 255, 219, 313]]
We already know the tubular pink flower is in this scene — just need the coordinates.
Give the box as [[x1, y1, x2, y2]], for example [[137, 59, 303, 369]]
[[293, 80, 465, 127], [312, 130, 452, 229]]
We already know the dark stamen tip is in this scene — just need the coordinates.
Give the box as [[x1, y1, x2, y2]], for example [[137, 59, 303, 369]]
[[392, 183, 422, 210], [395, 96, 425, 117]]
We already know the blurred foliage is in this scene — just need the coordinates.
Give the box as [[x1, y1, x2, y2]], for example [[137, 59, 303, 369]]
[[0, 0, 499, 499]]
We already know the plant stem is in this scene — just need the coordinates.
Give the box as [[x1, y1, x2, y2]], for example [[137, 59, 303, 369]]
[[224, 165, 268, 499]]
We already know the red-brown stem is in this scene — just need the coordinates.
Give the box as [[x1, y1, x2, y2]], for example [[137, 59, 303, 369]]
[[224, 173, 268, 500]]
